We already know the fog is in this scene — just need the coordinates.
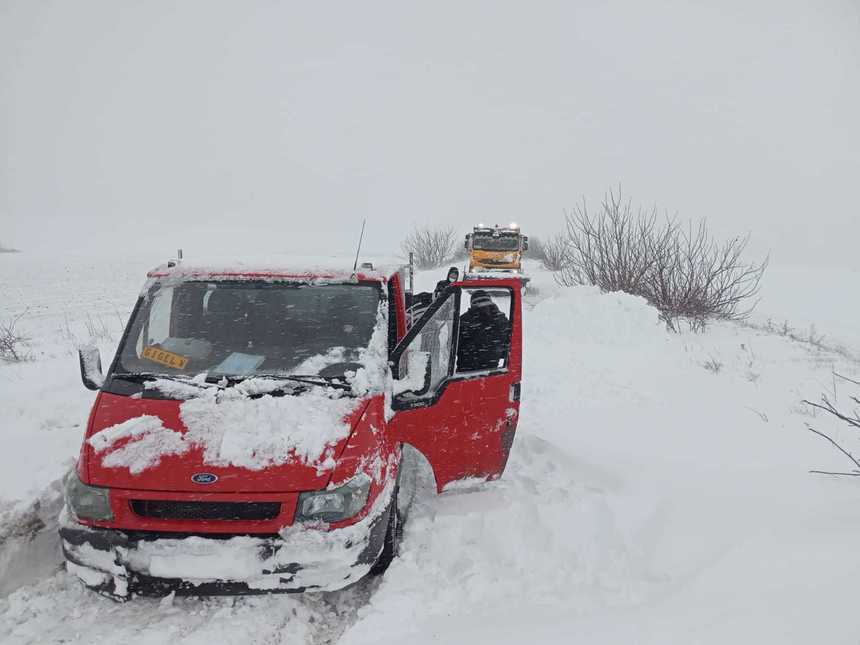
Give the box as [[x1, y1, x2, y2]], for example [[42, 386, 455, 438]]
[[2, 0, 859, 267]]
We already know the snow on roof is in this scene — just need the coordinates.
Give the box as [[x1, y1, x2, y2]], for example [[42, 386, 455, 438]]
[[145, 254, 405, 284]]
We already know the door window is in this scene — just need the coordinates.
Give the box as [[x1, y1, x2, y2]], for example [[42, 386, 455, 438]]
[[396, 295, 456, 402], [455, 288, 513, 374]]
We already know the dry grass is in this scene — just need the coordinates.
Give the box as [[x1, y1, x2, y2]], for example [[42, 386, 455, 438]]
[[0, 312, 30, 362]]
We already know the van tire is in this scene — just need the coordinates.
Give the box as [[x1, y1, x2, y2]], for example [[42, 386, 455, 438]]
[[369, 485, 401, 576]]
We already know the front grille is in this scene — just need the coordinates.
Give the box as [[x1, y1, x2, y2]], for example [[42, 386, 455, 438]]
[[122, 530, 282, 542], [130, 500, 281, 521]]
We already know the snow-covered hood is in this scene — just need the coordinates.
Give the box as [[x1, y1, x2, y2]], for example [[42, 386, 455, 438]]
[[82, 391, 374, 493]]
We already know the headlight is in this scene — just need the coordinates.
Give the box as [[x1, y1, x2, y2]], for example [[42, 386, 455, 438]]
[[296, 473, 372, 523], [64, 470, 114, 521]]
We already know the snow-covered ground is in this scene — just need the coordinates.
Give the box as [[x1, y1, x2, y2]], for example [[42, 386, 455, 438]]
[[2, 253, 860, 643], [752, 263, 860, 359]]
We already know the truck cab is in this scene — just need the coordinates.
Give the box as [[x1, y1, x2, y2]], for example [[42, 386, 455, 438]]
[[465, 224, 529, 274], [63, 260, 522, 598]]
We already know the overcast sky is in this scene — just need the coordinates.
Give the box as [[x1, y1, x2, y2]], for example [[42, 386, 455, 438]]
[[2, 0, 859, 267]]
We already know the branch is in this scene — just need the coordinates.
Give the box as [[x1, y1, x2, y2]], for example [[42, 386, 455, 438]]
[[803, 398, 860, 429], [805, 423, 860, 471], [834, 372, 860, 388], [809, 470, 860, 477]]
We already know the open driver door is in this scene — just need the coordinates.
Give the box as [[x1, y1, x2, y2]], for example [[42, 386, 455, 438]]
[[388, 278, 522, 492]]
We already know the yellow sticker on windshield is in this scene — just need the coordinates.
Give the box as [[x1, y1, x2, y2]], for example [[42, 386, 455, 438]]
[[142, 346, 189, 370]]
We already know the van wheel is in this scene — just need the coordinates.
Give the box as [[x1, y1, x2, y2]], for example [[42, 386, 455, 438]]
[[369, 485, 401, 576]]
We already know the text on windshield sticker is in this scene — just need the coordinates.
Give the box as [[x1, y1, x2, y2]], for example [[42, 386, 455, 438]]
[[142, 346, 189, 370]]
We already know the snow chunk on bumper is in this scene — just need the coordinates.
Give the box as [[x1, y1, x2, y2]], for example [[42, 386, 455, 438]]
[[60, 482, 394, 596]]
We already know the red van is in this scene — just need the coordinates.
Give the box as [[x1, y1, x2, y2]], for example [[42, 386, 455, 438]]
[[62, 260, 522, 598]]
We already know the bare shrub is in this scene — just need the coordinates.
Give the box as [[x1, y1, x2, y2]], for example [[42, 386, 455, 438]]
[[0, 312, 29, 362], [646, 222, 768, 331], [559, 192, 668, 294], [449, 243, 469, 264], [529, 234, 568, 272], [557, 189, 767, 330], [702, 356, 723, 374], [402, 227, 459, 269], [804, 374, 860, 476]]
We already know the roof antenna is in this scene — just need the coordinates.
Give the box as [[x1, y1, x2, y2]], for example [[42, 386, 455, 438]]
[[168, 248, 183, 268], [352, 218, 367, 272]]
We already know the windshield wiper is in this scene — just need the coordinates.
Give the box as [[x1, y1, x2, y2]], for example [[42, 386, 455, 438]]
[[257, 374, 353, 392], [205, 374, 352, 393], [112, 373, 213, 390], [112, 372, 352, 401]]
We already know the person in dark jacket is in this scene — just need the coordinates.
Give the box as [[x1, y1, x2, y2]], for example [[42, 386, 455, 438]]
[[406, 267, 460, 327], [433, 266, 460, 300], [456, 290, 511, 371]]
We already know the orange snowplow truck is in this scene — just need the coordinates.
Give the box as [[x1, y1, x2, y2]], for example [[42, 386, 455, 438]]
[[465, 224, 528, 274]]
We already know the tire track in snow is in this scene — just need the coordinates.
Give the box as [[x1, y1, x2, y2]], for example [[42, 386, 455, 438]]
[[0, 554, 382, 645]]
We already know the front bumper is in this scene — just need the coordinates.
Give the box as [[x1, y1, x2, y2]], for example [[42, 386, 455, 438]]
[[59, 493, 392, 599]]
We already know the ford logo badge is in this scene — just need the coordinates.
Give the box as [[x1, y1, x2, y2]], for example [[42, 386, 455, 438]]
[[191, 472, 218, 484]]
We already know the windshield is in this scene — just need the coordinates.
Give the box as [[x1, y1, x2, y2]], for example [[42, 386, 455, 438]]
[[472, 235, 520, 251], [114, 280, 382, 381]]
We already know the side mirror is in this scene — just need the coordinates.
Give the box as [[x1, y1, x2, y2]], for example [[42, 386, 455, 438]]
[[392, 350, 431, 396], [522, 236, 529, 251], [78, 346, 104, 391]]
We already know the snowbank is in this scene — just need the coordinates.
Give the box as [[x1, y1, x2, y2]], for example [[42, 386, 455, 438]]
[[342, 267, 860, 645]]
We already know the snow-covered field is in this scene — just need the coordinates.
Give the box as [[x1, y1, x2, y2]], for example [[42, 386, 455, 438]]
[[2, 252, 860, 644]]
